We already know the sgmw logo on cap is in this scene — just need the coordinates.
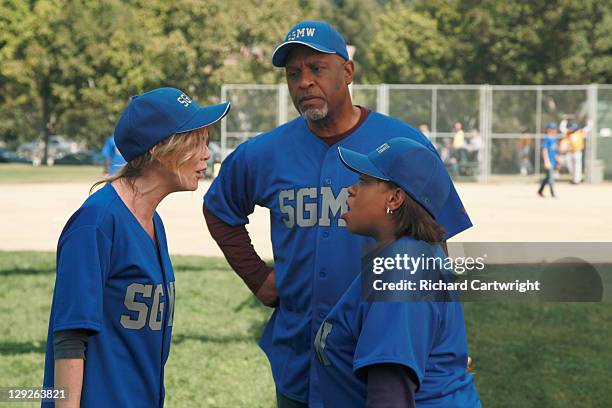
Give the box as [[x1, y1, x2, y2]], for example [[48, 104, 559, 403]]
[[376, 143, 390, 154], [286, 27, 316, 41], [177, 93, 192, 107]]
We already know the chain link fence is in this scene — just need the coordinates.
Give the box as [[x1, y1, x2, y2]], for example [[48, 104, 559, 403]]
[[221, 84, 612, 183]]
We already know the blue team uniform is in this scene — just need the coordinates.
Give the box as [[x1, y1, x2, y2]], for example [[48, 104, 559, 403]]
[[314, 237, 481, 407], [101, 136, 127, 175], [42, 183, 175, 408], [204, 112, 472, 405], [541, 136, 558, 168]]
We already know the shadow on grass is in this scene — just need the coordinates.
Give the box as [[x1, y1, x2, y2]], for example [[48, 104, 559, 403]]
[[0, 340, 46, 355], [173, 265, 230, 273], [173, 318, 267, 345], [0, 267, 55, 276]]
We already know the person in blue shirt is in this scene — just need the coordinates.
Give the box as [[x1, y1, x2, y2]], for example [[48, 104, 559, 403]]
[[538, 122, 559, 198], [313, 138, 481, 407], [203, 20, 472, 407], [101, 135, 126, 176], [42, 87, 230, 408]]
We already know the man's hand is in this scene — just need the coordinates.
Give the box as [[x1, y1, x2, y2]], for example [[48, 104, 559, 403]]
[[256, 269, 279, 307]]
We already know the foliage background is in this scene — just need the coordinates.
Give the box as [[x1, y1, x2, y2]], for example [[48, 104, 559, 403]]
[[1, 0, 611, 148]]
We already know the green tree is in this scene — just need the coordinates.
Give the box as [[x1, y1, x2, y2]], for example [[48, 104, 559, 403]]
[[0, 0, 167, 159], [319, 0, 382, 83], [415, 0, 612, 85], [362, 0, 457, 84]]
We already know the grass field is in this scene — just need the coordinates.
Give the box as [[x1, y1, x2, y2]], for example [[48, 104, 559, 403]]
[[1, 251, 611, 407], [0, 164, 102, 184]]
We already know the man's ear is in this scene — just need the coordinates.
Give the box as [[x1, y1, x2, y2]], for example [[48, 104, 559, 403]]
[[387, 188, 405, 211], [343, 60, 355, 85]]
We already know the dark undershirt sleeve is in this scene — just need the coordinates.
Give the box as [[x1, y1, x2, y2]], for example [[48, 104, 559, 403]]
[[53, 329, 89, 360], [203, 203, 273, 294], [365, 363, 418, 408], [202, 106, 369, 294]]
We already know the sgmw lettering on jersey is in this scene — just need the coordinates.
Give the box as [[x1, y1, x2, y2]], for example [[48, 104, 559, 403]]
[[177, 93, 192, 107], [120, 282, 175, 330], [279, 187, 348, 228], [286, 27, 316, 41]]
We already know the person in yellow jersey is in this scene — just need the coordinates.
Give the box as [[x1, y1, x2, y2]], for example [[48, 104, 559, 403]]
[[567, 123, 585, 184]]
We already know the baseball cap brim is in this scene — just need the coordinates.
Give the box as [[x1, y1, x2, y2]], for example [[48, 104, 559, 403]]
[[175, 101, 231, 133], [272, 41, 336, 67], [338, 147, 389, 181]]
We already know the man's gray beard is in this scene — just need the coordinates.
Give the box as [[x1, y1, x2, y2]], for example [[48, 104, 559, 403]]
[[300, 103, 328, 121]]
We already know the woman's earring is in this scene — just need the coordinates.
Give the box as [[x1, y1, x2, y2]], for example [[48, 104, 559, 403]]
[[386, 207, 393, 214]]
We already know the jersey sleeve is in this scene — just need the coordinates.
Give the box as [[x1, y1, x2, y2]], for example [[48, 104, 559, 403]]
[[353, 300, 440, 389], [204, 141, 258, 226], [101, 138, 113, 158], [51, 225, 112, 335]]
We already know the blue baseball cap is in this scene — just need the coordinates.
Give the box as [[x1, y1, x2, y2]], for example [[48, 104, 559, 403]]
[[568, 123, 579, 131], [338, 138, 451, 219], [272, 20, 349, 67], [545, 121, 557, 130], [115, 87, 231, 162]]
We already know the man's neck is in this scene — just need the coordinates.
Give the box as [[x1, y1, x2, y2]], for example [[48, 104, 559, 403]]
[[306, 103, 361, 138]]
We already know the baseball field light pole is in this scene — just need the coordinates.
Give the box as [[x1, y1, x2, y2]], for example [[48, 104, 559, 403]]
[[586, 83, 598, 183], [278, 84, 288, 127], [431, 86, 437, 143], [534, 86, 543, 178], [377, 84, 389, 115]]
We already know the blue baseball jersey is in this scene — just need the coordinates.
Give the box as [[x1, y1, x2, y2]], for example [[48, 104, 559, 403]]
[[101, 136, 126, 175], [313, 237, 481, 407], [204, 112, 472, 405], [42, 183, 175, 408], [541, 135, 558, 168]]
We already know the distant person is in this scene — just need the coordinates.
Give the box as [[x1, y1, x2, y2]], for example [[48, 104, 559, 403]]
[[418, 124, 431, 140], [452, 122, 468, 166], [558, 130, 571, 173], [517, 130, 533, 176], [465, 128, 483, 167], [101, 135, 126, 175], [538, 122, 559, 198], [452, 122, 465, 150], [438, 138, 459, 178], [568, 124, 585, 184]]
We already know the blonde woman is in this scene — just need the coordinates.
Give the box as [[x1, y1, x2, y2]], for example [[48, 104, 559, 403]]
[[42, 88, 230, 407]]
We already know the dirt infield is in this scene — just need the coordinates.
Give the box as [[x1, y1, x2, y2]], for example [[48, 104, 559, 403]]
[[1, 181, 611, 259]]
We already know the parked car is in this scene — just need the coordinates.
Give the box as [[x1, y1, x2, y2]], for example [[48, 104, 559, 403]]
[[17, 135, 81, 165], [0, 147, 29, 163], [54, 150, 104, 166]]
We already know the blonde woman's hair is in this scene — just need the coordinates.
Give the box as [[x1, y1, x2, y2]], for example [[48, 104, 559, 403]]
[[90, 127, 209, 194]]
